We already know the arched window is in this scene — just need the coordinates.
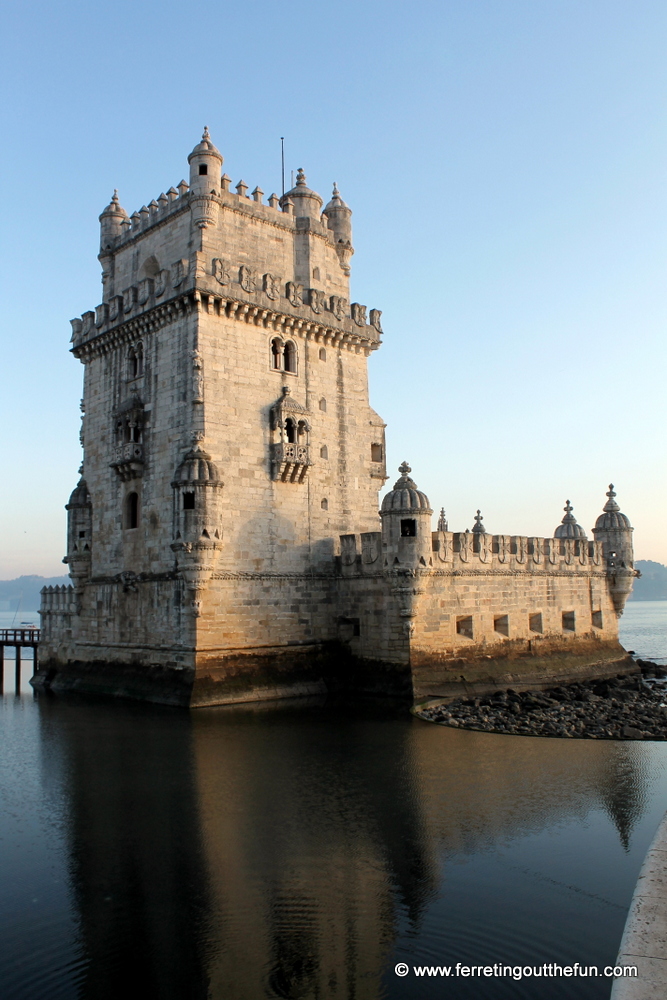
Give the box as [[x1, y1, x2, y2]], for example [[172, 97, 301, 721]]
[[320, 445, 328, 460], [321, 498, 328, 510], [271, 338, 282, 370], [125, 492, 139, 530], [284, 341, 297, 373], [128, 343, 143, 379], [319, 347, 326, 361], [297, 420, 307, 442], [285, 418, 296, 444]]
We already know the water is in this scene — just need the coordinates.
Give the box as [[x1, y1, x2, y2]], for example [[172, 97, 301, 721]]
[[0, 604, 665, 999]]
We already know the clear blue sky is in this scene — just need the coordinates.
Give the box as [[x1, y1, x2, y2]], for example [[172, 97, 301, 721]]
[[1, 0, 665, 577]]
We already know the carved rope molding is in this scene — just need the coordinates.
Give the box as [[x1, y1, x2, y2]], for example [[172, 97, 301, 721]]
[[72, 290, 379, 362]]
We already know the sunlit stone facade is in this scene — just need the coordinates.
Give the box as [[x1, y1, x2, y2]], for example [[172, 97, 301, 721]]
[[35, 132, 636, 706]]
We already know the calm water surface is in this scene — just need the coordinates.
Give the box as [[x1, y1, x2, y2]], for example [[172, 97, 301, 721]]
[[0, 603, 666, 1000]]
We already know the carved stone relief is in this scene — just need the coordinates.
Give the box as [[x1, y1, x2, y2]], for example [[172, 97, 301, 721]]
[[212, 258, 231, 285], [309, 289, 323, 314], [172, 259, 189, 287], [351, 303, 367, 327], [264, 273, 281, 300], [154, 269, 169, 296], [286, 281, 303, 307], [239, 265, 255, 293], [369, 309, 382, 332]]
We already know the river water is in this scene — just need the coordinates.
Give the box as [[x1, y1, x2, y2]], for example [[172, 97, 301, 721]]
[[1, 603, 666, 999]]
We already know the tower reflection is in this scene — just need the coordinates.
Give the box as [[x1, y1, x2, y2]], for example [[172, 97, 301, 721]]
[[38, 699, 651, 1000]]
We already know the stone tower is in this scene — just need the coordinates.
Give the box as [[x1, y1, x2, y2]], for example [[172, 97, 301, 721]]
[[37, 130, 387, 704]]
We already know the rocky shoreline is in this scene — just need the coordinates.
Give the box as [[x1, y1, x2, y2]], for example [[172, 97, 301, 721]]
[[416, 661, 667, 740]]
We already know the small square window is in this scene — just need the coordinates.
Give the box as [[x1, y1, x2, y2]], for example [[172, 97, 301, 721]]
[[198, 164, 208, 175], [371, 443, 383, 462], [183, 492, 195, 510], [592, 610, 603, 629], [494, 614, 509, 637], [400, 519, 416, 537], [529, 613, 543, 634], [456, 616, 474, 639], [562, 611, 575, 632]]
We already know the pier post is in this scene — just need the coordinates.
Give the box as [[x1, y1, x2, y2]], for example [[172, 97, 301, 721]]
[[0, 643, 3, 695], [15, 645, 21, 694]]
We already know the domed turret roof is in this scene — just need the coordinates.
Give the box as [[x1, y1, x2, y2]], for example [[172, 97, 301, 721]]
[[554, 500, 587, 539], [595, 485, 632, 531], [99, 190, 128, 221], [323, 183, 350, 215], [67, 478, 91, 508], [381, 463, 432, 514], [281, 168, 323, 209], [187, 127, 223, 163], [172, 445, 222, 486]]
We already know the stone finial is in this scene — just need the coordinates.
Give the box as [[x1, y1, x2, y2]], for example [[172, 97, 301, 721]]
[[167, 186, 178, 201], [296, 168, 307, 186], [221, 173, 231, 192], [437, 508, 448, 532], [603, 484, 620, 512], [398, 461, 411, 477], [282, 385, 291, 396], [202, 125, 210, 140], [472, 510, 486, 534], [157, 192, 168, 209], [177, 179, 189, 197], [252, 185, 264, 204], [268, 193, 280, 209], [236, 179, 248, 198]]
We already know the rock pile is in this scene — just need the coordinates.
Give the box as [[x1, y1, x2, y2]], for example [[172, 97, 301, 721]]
[[417, 662, 667, 740]]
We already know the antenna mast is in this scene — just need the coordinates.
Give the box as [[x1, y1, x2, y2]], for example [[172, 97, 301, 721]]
[[281, 137, 285, 198]]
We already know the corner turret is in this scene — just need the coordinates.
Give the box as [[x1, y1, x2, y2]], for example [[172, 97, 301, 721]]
[[99, 191, 128, 251], [63, 475, 92, 596], [381, 463, 433, 567], [188, 127, 223, 195], [593, 485, 635, 616], [323, 183, 354, 275]]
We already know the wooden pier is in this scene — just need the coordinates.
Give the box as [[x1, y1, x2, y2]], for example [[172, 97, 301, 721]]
[[0, 629, 39, 694]]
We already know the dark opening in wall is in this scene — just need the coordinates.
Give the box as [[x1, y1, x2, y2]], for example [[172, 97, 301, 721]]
[[562, 611, 575, 632], [271, 338, 282, 370], [592, 610, 603, 629], [183, 492, 195, 510], [319, 398, 327, 412], [456, 616, 474, 639], [199, 164, 208, 175], [338, 616, 360, 638], [321, 498, 328, 510], [285, 418, 296, 443], [494, 614, 509, 637], [320, 445, 328, 459], [125, 492, 139, 529], [284, 341, 296, 373], [371, 443, 383, 462], [78, 530, 86, 539], [319, 347, 326, 361], [529, 613, 543, 634], [400, 519, 416, 537]]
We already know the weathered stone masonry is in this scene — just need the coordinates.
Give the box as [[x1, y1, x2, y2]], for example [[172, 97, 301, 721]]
[[34, 130, 637, 706]]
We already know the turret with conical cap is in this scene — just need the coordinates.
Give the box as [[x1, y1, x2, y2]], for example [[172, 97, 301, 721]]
[[323, 183, 354, 274], [188, 127, 223, 195], [380, 463, 433, 567], [593, 485, 635, 615], [99, 190, 128, 251]]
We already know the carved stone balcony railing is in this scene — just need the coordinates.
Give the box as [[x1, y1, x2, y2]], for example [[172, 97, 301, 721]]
[[110, 442, 144, 481], [272, 442, 311, 483]]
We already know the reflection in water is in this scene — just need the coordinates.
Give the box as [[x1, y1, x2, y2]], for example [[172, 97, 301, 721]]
[[29, 698, 663, 1000]]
